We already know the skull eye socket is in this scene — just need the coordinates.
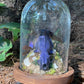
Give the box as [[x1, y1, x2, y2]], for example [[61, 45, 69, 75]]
[[43, 64, 48, 71], [43, 64, 47, 68]]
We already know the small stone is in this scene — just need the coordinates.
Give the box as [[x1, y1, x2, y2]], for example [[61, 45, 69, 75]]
[[53, 49, 56, 54], [53, 63, 58, 69], [60, 58, 63, 63], [24, 58, 31, 66], [32, 57, 37, 61]]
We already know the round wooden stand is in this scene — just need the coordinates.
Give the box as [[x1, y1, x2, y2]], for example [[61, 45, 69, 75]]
[[14, 63, 74, 84]]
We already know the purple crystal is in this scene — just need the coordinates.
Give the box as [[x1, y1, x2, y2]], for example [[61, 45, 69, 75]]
[[29, 41, 33, 48]]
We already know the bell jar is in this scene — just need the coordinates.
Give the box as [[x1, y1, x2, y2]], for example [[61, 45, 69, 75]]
[[20, 0, 71, 75]]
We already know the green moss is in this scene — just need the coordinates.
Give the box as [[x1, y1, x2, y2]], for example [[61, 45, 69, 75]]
[[46, 69, 56, 75], [27, 51, 34, 57], [56, 52, 60, 56], [55, 52, 61, 60], [55, 56, 59, 60], [36, 56, 40, 60], [22, 65, 26, 70]]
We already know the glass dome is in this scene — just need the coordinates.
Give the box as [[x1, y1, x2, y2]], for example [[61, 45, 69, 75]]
[[20, 0, 71, 75]]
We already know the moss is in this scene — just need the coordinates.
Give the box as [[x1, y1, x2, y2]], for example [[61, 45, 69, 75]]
[[55, 56, 59, 60], [55, 52, 61, 60], [46, 69, 56, 75], [22, 65, 26, 70], [36, 56, 40, 60], [27, 51, 34, 57], [56, 52, 60, 56]]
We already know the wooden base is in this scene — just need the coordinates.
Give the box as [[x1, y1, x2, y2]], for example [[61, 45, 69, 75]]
[[14, 63, 74, 84]]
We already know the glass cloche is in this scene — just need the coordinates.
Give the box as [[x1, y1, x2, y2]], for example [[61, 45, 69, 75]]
[[20, 0, 71, 75]]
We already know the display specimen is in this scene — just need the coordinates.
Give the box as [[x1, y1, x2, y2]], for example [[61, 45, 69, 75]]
[[20, 0, 71, 75]]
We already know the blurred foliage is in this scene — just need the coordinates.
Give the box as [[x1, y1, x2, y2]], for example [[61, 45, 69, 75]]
[[0, 22, 20, 41], [0, 3, 6, 7], [0, 22, 20, 62], [0, 37, 13, 62]]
